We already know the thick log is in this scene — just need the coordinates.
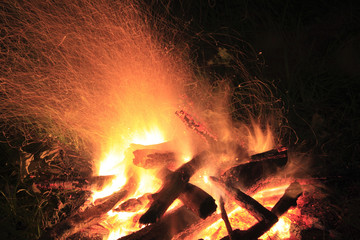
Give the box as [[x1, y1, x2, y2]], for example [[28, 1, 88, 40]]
[[220, 182, 303, 240], [119, 206, 200, 240], [179, 182, 217, 219], [139, 151, 209, 224], [114, 193, 152, 212], [210, 176, 277, 223], [34, 175, 116, 191], [157, 167, 217, 219], [39, 177, 137, 240], [132, 149, 176, 169], [221, 147, 288, 191]]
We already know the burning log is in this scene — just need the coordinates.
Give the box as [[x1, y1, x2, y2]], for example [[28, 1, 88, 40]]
[[219, 196, 234, 240], [220, 182, 303, 240], [132, 149, 176, 169], [114, 193, 152, 212], [179, 182, 217, 219], [40, 177, 137, 240], [210, 176, 277, 223], [221, 147, 288, 191], [139, 151, 209, 224], [33, 175, 116, 191], [119, 206, 200, 240], [157, 167, 217, 219]]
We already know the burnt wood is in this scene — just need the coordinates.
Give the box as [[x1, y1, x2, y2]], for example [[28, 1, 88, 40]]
[[119, 206, 200, 240], [132, 149, 176, 169], [39, 177, 137, 240], [139, 151, 209, 224], [220, 182, 303, 240], [210, 176, 277, 223], [221, 148, 288, 191]]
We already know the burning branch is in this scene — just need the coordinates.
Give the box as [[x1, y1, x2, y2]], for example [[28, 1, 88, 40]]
[[40, 176, 137, 240], [210, 177, 278, 224], [33, 175, 116, 191], [220, 196, 233, 240], [220, 182, 303, 240], [175, 110, 217, 144], [118, 206, 200, 240]]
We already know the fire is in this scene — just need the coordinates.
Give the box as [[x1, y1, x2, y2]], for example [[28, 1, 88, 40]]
[[195, 183, 296, 240], [91, 128, 168, 239], [0, 1, 312, 239]]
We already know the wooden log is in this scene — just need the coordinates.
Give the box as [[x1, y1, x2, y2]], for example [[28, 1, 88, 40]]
[[157, 167, 217, 219], [210, 176, 277, 223], [139, 151, 209, 224], [179, 182, 217, 219], [118, 206, 200, 240], [220, 182, 303, 240], [221, 148, 288, 191], [34, 175, 116, 191], [39, 177, 137, 240], [220, 196, 233, 240], [132, 149, 176, 169], [114, 193, 152, 212]]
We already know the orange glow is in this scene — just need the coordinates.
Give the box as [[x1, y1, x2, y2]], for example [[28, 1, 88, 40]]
[[91, 129, 166, 239], [247, 123, 275, 154], [0, 1, 310, 239], [195, 182, 296, 240]]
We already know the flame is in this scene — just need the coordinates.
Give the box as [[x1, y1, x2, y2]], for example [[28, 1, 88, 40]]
[[91, 128, 167, 239], [0, 1, 311, 239], [195, 182, 296, 240], [247, 123, 275, 154]]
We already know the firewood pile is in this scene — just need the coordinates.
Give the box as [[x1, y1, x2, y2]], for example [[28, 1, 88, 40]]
[[32, 111, 314, 240]]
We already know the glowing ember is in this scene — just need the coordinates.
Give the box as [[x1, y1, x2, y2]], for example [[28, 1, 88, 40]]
[[194, 183, 297, 239]]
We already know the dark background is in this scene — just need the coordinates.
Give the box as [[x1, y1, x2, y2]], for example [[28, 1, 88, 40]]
[[163, 1, 360, 239], [1, 0, 359, 239]]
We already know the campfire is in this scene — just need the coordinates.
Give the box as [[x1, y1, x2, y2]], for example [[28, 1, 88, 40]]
[[1, 1, 320, 239], [35, 110, 314, 240]]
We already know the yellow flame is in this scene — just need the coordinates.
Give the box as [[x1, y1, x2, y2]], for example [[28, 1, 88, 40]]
[[263, 217, 291, 239], [247, 123, 275, 154], [131, 127, 166, 145], [93, 128, 167, 239]]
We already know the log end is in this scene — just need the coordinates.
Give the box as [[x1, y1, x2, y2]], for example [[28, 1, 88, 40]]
[[199, 196, 217, 219]]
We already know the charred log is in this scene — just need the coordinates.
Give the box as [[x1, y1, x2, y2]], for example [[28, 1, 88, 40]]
[[210, 176, 277, 223], [156, 167, 217, 219], [39, 177, 137, 240], [221, 147, 288, 191], [220, 196, 233, 239], [119, 206, 200, 240], [114, 193, 152, 212], [220, 182, 303, 240], [179, 183, 217, 219], [139, 151, 209, 224], [132, 149, 176, 169], [34, 175, 116, 191]]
